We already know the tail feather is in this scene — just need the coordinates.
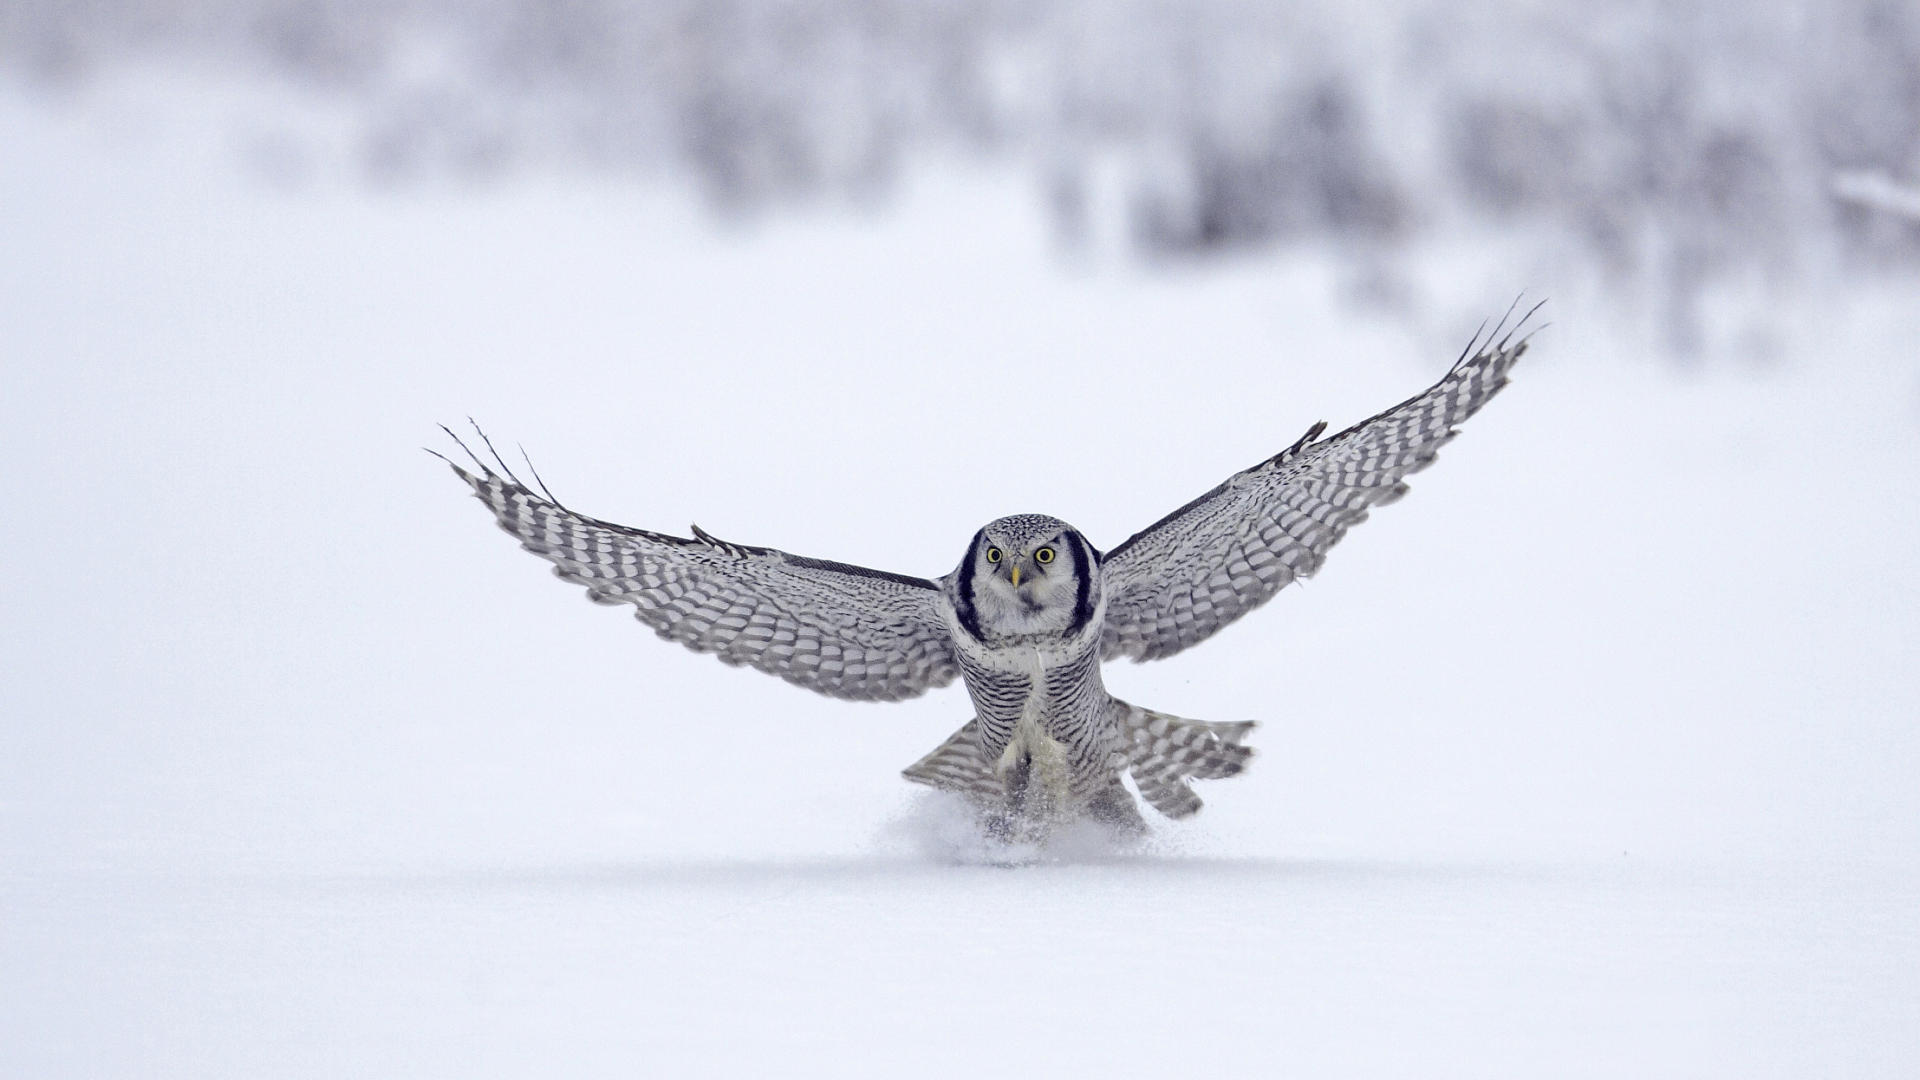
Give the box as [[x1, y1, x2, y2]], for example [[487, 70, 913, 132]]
[[901, 719, 1002, 801], [903, 704, 1257, 823], [1117, 701, 1256, 819]]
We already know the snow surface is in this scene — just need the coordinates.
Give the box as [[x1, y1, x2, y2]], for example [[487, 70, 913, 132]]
[[3, 80, 1919, 1077]]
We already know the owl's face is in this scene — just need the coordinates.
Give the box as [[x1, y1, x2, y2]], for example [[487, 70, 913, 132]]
[[955, 513, 1098, 639]]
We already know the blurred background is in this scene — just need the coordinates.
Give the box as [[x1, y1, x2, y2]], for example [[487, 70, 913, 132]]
[[3, 2, 1918, 1077], [5, 0, 1920, 354]]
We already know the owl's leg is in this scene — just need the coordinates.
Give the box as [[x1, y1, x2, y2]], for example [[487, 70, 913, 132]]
[[903, 719, 1054, 842], [984, 750, 1055, 843]]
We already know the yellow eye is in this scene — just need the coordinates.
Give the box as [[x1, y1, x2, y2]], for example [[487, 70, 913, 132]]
[[985, 546, 1002, 563], [1034, 547, 1055, 564]]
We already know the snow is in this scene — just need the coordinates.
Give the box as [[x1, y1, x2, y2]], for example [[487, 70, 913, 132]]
[[3, 78, 1919, 1077]]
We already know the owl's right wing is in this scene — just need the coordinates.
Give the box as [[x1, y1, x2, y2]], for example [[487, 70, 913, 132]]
[[436, 431, 960, 702], [1100, 308, 1535, 662]]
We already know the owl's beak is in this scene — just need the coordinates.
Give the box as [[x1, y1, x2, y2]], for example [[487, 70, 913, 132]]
[[1009, 564, 1023, 588]]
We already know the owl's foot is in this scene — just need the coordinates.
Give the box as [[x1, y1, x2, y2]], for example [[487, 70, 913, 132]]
[[975, 778, 1146, 848]]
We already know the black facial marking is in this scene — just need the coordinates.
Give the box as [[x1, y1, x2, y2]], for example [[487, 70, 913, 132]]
[[953, 528, 987, 641], [1064, 529, 1095, 637]]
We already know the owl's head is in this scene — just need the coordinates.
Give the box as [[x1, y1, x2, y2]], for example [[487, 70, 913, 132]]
[[954, 513, 1099, 639]]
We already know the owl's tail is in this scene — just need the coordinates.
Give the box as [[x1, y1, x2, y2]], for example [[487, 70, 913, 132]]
[[901, 707, 1254, 821], [1113, 700, 1256, 820], [900, 719, 1002, 801]]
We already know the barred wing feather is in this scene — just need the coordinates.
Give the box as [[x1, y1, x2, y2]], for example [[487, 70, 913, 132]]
[[439, 437, 960, 702], [1101, 316, 1533, 663]]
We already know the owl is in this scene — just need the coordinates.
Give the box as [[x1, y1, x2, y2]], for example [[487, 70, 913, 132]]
[[436, 308, 1536, 838]]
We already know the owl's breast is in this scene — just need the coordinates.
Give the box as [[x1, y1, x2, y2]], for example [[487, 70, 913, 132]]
[[956, 631, 1110, 782]]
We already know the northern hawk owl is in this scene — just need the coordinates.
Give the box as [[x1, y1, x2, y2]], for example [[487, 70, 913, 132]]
[[437, 310, 1535, 837]]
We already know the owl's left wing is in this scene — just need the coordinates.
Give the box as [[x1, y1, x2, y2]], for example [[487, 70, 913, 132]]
[[437, 432, 960, 702], [1100, 311, 1534, 662]]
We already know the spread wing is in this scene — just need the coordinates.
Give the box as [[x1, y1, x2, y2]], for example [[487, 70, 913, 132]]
[[436, 431, 960, 702], [1100, 309, 1536, 662]]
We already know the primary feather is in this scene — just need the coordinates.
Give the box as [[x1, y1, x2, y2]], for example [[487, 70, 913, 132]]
[[438, 444, 959, 702], [1100, 318, 1532, 661]]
